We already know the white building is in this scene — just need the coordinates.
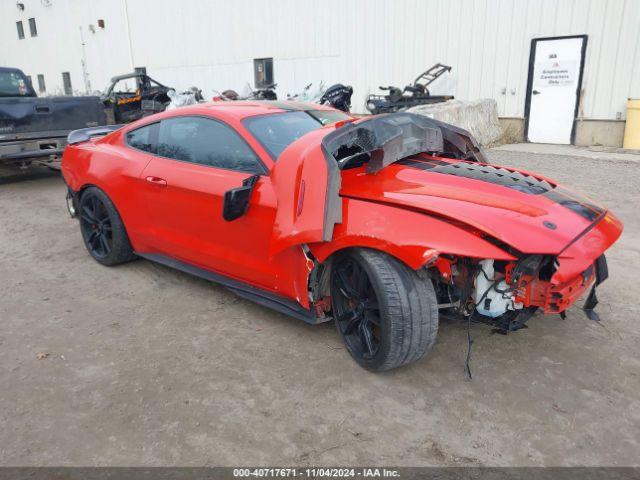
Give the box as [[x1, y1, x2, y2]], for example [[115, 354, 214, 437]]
[[1, 0, 639, 146]]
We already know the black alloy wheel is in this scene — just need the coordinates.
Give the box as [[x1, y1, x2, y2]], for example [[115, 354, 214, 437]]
[[77, 186, 135, 266], [80, 191, 113, 259], [332, 256, 383, 361], [330, 249, 439, 372]]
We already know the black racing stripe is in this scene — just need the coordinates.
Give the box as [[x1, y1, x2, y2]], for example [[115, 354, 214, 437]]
[[396, 158, 603, 222], [543, 187, 604, 222], [558, 210, 608, 255]]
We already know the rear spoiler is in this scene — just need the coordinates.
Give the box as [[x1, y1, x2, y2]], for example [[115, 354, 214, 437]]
[[67, 124, 124, 145]]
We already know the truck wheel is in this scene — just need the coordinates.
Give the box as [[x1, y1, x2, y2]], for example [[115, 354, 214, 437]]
[[330, 249, 439, 372], [78, 187, 135, 266]]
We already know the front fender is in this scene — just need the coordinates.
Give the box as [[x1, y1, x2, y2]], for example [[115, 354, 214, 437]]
[[308, 198, 516, 269], [269, 128, 339, 257]]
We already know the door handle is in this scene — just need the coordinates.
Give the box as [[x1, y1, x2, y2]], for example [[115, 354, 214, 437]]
[[145, 176, 167, 187], [34, 105, 50, 113], [532, 90, 541, 95]]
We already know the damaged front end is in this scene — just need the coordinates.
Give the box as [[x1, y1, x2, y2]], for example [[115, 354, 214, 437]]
[[270, 111, 621, 329], [428, 256, 544, 333], [427, 212, 619, 332]]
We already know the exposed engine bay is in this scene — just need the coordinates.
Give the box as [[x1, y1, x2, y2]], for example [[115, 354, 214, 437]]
[[426, 252, 605, 333]]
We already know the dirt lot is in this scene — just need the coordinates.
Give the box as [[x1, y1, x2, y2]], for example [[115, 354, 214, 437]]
[[0, 151, 639, 467]]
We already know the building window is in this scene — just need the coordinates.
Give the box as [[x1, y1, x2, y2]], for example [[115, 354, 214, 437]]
[[62, 72, 72, 95], [37, 74, 46, 93], [16, 21, 25, 39], [253, 58, 274, 88], [28, 18, 37, 37]]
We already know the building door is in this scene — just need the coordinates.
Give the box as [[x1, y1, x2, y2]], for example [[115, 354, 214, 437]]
[[525, 35, 587, 144]]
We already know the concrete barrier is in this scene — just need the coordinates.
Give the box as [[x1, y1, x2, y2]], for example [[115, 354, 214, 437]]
[[408, 98, 504, 147]]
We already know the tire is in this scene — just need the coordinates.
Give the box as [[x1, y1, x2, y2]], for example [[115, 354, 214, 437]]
[[330, 248, 439, 372], [78, 186, 135, 266]]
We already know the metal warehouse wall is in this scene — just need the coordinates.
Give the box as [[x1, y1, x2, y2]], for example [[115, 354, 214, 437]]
[[1, 0, 638, 119]]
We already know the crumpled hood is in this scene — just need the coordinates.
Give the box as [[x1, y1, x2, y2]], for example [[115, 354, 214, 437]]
[[339, 156, 610, 255]]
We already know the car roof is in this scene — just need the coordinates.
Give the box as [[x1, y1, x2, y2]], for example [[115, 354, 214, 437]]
[[110, 72, 153, 82], [160, 100, 339, 121], [0, 67, 27, 75]]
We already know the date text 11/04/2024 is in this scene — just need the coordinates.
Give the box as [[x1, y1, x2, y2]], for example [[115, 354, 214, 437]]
[[233, 468, 400, 477]]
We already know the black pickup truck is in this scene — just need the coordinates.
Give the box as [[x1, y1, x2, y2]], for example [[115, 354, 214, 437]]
[[0, 67, 112, 169]]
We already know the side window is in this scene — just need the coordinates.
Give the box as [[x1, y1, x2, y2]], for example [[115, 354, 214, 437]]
[[62, 72, 72, 95], [157, 117, 264, 173], [28, 18, 37, 37], [37, 74, 46, 93], [125, 123, 157, 153]]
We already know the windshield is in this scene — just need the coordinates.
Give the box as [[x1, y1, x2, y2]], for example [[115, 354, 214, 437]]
[[105, 79, 134, 95], [243, 111, 324, 159], [105, 76, 164, 95], [0, 70, 34, 97]]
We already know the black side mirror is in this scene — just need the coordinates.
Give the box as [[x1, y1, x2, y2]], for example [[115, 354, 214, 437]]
[[222, 174, 260, 221]]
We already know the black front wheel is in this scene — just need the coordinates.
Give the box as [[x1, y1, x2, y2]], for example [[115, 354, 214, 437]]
[[78, 187, 135, 266], [331, 249, 439, 372]]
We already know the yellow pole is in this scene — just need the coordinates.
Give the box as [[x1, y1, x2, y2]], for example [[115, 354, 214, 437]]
[[623, 99, 640, 149]]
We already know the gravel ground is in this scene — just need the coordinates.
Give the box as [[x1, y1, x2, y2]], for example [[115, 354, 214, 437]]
[[0, 150, 638, 467]]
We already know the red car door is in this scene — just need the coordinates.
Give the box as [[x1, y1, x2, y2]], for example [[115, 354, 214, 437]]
[[138, 115, 280, 290]]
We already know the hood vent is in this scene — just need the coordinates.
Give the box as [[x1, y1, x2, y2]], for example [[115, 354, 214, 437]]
[[398, 158, 555, 195]]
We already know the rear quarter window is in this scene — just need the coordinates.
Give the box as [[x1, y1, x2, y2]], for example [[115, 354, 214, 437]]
[[125, 123, 158, 153]]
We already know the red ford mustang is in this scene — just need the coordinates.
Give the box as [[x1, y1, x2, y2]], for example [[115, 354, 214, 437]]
[[61, 101, 623, 372]]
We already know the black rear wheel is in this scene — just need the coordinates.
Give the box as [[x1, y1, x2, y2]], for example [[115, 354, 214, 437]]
[[331, 249, 439, 372], [78, 187, 135, 266]]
